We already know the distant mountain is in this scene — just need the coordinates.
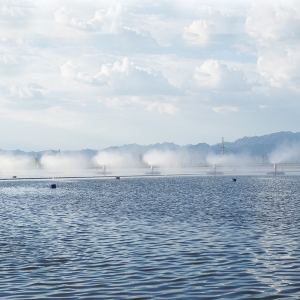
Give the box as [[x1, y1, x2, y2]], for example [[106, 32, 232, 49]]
[[211, 131, 300, 158], [1, 131, 300, 164]]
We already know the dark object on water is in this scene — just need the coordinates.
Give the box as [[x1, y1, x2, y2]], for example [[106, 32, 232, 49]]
[[116, 176, 120, 179], [49, 184, 57, 189], [231, 178, 237, 182], [12, 176, 17, 179]]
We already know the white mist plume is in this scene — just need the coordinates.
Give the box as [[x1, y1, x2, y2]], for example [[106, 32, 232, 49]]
[[92, 151, 134, 167], [268, 143, 300, 163], [40, 154, 89, 171], [0, 155, 33, 171], [142, 150, 182, 167], [205, 153, 252, 166]]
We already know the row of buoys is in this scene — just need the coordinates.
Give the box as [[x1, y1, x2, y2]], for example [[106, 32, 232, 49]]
[[46, 176, 237, 189], [49, 176, 121, 189]]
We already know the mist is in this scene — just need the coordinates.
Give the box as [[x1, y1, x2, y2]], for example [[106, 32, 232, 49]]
[[205, 153, 253, 167], [40, 153, 90, 171], [92, 151, 135, 167], [0, 155, 34, 171], [142, 150, 182, 167], [268, 143, 300, 164]]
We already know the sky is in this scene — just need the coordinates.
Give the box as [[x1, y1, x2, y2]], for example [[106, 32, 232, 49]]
[[1, 0, 300, 151]]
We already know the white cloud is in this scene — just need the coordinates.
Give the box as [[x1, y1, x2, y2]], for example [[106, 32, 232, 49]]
[[183, 20, 215, 47], [194, 60, 250, 91], [131, 96, 179, 115], [0, 84, 45, 102], [61, 57, 178, 95], [0, 0, 299, 150], [1, 4, 26, 17], [90, 4, 123, 34], [54, 4, 123, 34], [212, 105, 239, 113], [246, 0, 300, 89], [0, 54, 17, 65], [145, 102, 179, 115], [98, 95, 179, 115], [98, 97, 131, 109]]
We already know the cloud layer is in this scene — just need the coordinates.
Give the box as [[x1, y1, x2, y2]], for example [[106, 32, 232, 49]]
[[0, 0, 299, 150]]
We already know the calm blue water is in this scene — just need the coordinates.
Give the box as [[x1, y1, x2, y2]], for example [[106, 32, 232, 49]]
[[1, 176, 300, 299]]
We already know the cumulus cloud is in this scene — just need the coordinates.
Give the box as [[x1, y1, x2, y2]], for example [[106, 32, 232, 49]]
[[246, 1, 300, 89], [194, 60, 250, 91], [1, 0, 299, 150], [60, 60, 105, 86], [54, 6, 93, 31], [61, 57, 178, 95], [183, 6, 244, 48], [54, 4, 123, 34], [1, 4, 26, 17], [98, 95, 179, 115], [90, 4, 123, 34], [0, 84, 45, 103], [183, 20, 215, 47]]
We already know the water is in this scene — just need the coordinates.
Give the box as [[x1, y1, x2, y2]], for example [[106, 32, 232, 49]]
[[1, 175, 300, 299]]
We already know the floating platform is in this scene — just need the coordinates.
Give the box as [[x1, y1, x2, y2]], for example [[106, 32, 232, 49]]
[[145, 171, 161, 175], [266, 171, 285, 176], [206, 171, 224, 175]]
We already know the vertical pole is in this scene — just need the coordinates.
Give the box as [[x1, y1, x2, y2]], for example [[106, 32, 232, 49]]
[[221, 137, 225, 155]]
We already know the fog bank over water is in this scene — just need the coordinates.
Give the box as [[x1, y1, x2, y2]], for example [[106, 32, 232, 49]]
[[268, 143, 300, 164], [0, 155, 33, 171], [92, 151, 135, 167], [40, 154, 90, 171], [205, 154, 252, 166], [0, 132, 299, 176]]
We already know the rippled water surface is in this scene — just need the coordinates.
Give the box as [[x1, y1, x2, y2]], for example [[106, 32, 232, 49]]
[[1, 176, 300, 299]]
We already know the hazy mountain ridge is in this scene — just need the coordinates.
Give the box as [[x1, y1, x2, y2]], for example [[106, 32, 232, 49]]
[[1, 131, 299, 163]]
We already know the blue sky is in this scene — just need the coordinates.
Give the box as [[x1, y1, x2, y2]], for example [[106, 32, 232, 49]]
[[1, 0, 299, 150]]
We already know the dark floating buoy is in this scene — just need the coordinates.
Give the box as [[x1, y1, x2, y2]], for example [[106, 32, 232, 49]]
[[49, 184, 57, 189], [115, 176, 120, 180], [231, 178, 237, 182]]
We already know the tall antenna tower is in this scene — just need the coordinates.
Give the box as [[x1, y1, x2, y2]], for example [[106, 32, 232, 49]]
[[221, 137, 225, 155]]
